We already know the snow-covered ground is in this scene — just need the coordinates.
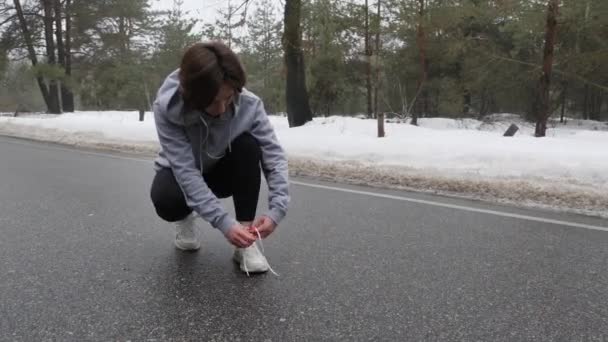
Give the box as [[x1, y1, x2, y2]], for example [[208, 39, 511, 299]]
[[1, 111, 607, 217]]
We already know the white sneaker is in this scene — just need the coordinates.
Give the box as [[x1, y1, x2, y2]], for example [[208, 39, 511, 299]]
[[174, 213, 200, 251], [233, 243, 270, 274]]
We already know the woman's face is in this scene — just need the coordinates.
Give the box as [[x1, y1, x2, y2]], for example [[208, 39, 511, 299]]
[[205, 83, 235, 117]]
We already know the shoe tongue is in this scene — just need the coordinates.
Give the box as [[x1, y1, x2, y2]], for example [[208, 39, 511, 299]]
[[244, 244, 258, 255]]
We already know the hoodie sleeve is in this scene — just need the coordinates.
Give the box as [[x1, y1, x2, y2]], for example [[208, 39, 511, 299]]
[[249, 100, 290, 225], [153, 104, 238, 235]]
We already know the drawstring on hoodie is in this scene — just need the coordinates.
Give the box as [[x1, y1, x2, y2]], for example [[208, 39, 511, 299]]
[[198, 114, 233, 167]]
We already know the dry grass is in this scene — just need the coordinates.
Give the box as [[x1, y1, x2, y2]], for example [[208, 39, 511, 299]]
[[288, 158, 608, 218]]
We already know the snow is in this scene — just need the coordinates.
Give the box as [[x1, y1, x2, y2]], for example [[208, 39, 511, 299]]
[[273, 116, 608, 187], [1, 111, 607, 216], [0, 111, 158, 142]]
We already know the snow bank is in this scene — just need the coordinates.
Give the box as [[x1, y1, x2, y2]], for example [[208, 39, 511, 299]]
[[2, 111, 607, 217]]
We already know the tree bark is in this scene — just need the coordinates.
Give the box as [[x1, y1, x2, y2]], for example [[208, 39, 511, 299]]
[[464, 90, 471, 115], [283, 0, 313, 127], [54, 0, 66, 111], [227, 0, 233, 48], [63, 0, 74, 111], [560, 81, 567, 123], [375, 0, 384, 137], [583, 84, 589, 120], [535, 0, 559, 137], [43, 0, 61, 113], [479, 88, 488, 119], [599, 93, 604, 121], [13, 0, 52, 110], [589, 89, 595, 120], [54, 0, 73, 112], [591, 88, 602, 121], [412, 0, 427, 126], [119, 16, 127, 56], [365, 0, 372, 118]]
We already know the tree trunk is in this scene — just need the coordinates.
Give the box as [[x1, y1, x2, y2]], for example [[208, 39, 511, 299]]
[[119, 16, 127, 56], [13, 0, 52, 110], [54, 0, 74, 112], [63, 0, 74, 111], [54, 0, 66, 111], [560, 82, 567, 123], [591, 89, 602, 121], [43, 0, 61, 113], [601, 95, 606, 121], [479, 88, 488, 119], [583, 84, 589, 119], [589, 89, 595, 120], [464, 90, 471, 115], [283, 0, 313, 127], [412, 0, 427, 126], [535, 0, 559, 137], [365, 0, 373, 118], [599, 93, 604, 121], [227, 0, 233, 48], [424, 84, 430, 116], [375, 0, 384, 137]]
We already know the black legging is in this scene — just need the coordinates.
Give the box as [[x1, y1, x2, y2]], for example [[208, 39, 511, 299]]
[[150, 133, 261, 223]]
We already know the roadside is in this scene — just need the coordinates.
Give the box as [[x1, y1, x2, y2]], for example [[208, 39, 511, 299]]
[[1, 114, 607, 219]]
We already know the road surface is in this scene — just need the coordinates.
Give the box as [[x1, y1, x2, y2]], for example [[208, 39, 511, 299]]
[[1, 136, 607, 341]]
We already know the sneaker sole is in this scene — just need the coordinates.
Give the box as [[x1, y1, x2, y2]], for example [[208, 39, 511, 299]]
[[174, 240, 201, 251], [242, 266, 269, 273], [233, 254, 269, 273]]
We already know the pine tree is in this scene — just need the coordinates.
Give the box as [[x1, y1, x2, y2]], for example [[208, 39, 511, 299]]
[[245, 0, 283, 112], [153, 0, 199, 81]]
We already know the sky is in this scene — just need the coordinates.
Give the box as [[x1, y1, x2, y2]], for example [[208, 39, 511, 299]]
[[149, 0, 368, 35], [149, 0, 284, 37], [150, 0, 285, 24], [150, 0, 225, 23], [150, 0, 245, 40]]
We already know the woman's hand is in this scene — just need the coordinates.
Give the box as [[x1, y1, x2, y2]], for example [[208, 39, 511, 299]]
[[225, 224, 257, 248], [251, 216, 277, 239]]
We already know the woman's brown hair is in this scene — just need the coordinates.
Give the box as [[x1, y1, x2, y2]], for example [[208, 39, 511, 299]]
[[179, 41, 246, 110]]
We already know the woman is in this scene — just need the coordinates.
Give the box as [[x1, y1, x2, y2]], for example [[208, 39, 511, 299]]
[[150, 41, 290, 274]]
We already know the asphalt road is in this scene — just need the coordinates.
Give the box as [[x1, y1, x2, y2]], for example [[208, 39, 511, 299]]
[[1, 136, 607, 341]]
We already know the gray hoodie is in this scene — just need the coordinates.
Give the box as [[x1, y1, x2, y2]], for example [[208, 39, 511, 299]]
[[152, 69, 290, 234]]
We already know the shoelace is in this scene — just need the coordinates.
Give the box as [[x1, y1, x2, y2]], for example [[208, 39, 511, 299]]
[[242, 227, 279, 277]]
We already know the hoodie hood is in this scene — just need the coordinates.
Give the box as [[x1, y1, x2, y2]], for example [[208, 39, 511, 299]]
[[153, 69, 242, 127]]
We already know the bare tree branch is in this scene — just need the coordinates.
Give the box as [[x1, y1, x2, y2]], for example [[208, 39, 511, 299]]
[[0, 14, 16, 26], [230, 0, 251, 16], [489, 53, 608, 92]]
